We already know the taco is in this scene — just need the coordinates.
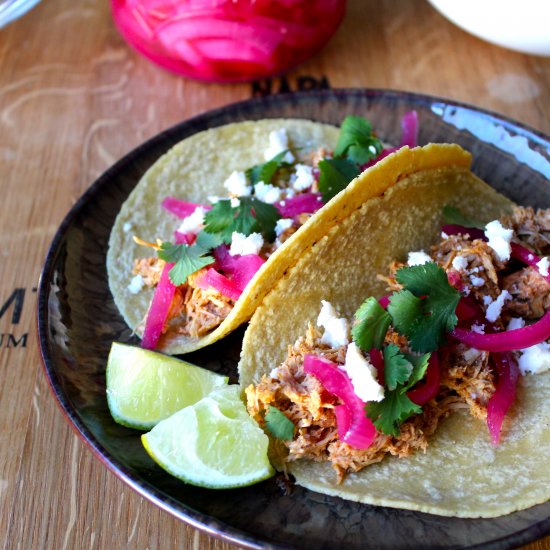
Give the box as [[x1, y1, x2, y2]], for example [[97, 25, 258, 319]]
[[239, 152, 550, 518], [108, 115, 465, 354]]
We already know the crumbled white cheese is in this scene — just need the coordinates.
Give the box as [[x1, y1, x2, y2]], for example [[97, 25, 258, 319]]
[[463, 348, 482, 362], [441, 231, 449, 239], [407, 250, 431, 266], [223, 171, 252, 197], [229, 232, 264, 256], [485, 289, 511, 322], [317, 300, 350, 348], [292, 164, 315, 191], [285, 188, 296, 199], [452, 255, 468, 271], [537, 256, 549, 277], [127, 274, 144, 294], [506, 317, 550, 375], [177, 206, 205, 235], [470, 275, 485, 287], [484, 220, 513, 261], [471, 323, 485, 334], [230, 197, 240, 208], [254, 181, 282, 204], [483, 295, 493, 306], [518, 342, 550, 375], [507, 317, 526, 331], [274, 218, 293, 237], [123, 221, 132, 232], [264, 129, 295, 163], [342, 342, 384, 402]]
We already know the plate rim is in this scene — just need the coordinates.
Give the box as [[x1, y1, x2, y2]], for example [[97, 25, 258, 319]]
[[37, 88, 550, 550]]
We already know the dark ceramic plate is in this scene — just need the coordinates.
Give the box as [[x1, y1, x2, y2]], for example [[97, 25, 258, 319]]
[[38, 89, 550, 549]]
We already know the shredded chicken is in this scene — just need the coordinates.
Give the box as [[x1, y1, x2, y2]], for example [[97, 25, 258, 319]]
[[133, 257, 165, 287], [502, 206, 550, 255], [502, 266, 550, 319], [247, 325, 461, 483], [133, 260, 234, 338]]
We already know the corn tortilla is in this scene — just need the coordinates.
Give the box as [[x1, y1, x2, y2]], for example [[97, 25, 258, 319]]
[[108, 119, 471, 354], [239, 163, 550, 517]]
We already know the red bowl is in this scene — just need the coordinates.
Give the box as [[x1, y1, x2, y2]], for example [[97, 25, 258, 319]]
[[110, 0, 346, 82]]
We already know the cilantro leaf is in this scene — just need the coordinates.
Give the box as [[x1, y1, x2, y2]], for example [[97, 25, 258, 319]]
[[203, 197, 280, 243], [195, 230, 224, 250], [334, 116, 383, 165], [203, 200, 235, 242], [442, 205, 484, 229], [365, 391, 422, 436], [383, 344, 413, 391], [231, 198, 259, 237], [242, 197, 280, 242], [352, 297, 392, 351], [264, 406, 295, 440], [402, 352, 431, 392], [246, 150, 290, 185], [318, 158, 360, 202], [388, 263, 460, 353], [157, 242, 214, 286]]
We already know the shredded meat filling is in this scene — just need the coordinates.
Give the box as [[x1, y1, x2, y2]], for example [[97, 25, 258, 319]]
[[247, 325, 468, 483], [133, 259, 234, 338]]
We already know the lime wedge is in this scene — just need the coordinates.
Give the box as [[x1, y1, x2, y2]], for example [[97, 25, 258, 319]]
[[106, 342, 228, 430], [142, 386, 275, 488]]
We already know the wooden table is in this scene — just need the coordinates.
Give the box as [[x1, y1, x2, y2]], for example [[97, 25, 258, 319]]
[[1, 0, 549, 548]]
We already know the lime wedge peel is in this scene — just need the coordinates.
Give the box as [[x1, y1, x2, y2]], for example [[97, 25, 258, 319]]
[[106, 342, 228, 430], [142, 385, 275, 489]]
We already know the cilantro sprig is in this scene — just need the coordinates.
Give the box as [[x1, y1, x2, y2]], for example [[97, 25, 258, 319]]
[[442, 205, 484, 229], [264, 406, 295, 440], [334, 116, 384, 165], [387, 262, 460, 353], [366, 391, 421, 436], [318, 115, 383, 202], [203, 197, 280, 244], [246, 150, 291, 185], [318, 158, 360, 202], [157, 236, 216, 286], [351, 297, 392, 351], [365, 345, 431, 435]]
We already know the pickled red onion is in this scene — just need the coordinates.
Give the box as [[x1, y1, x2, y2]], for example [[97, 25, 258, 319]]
[[174, 231, 195, 245], [369, 348, 385, 386], [334, 404, 351, 440], [195, 268, 242, 302], [510, 242, 550, 283], [455, 296, 477, 321], [407, 353, 440, 405], [275, 193, 323, 217], [303, 354, 376, 449], [451, 309, 550, 351], [213, 246, 265, 291], [399, 110, 418, 148], [230, 254, 265, 290], [161, 197, 210, 218], [441, 224, 485, 241], [141, 262, 176, 350], [487, 351, 520, 446]]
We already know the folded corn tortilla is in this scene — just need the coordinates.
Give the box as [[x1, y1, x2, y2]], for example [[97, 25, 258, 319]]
[[108, 119, 472, 355], [239, 150, 550, 517]]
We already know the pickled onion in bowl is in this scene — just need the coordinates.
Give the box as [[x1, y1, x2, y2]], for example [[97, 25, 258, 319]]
[[110, 0, 347, 82]]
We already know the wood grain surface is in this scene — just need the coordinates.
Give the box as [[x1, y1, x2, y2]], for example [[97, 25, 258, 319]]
[[1, 0, 549, 549]]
